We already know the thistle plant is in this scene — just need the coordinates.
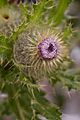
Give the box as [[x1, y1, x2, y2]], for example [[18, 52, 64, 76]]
[[0, 0, 80, 120]]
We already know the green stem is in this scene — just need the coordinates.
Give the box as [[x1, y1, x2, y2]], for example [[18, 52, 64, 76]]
[[12, 86, 26, 120], [15, 98, 26, 120], [54, 0, 70, 25]]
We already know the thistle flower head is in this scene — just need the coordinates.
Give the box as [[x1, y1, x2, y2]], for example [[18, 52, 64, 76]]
[[8, 0, 26, 4], [8, 0, 37, 4], [0, 6, 21, 36], [14, 27, 67, 79]]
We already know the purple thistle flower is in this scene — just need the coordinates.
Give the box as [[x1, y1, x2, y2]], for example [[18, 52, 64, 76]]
[[38, 38, 58, 60], [8, 0, 25, 4], [14, 28, 67, 79], [8, 0, 37, 4]]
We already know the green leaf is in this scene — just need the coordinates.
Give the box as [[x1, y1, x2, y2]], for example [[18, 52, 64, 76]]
[[32, 101, 61, 120], [0, 0, 7, 7]]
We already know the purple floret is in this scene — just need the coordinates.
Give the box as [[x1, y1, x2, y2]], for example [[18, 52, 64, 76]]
[[38, 38, 58, 60], [8, 0, 37, 4]]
